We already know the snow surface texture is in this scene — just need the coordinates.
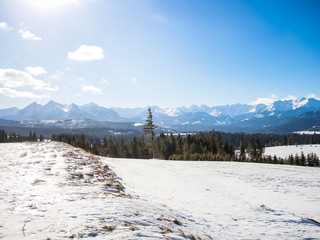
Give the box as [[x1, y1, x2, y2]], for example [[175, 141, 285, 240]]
[[104, 156, 320, 239], [0, 142, 211, 239], [264, 144, 320, 159], [1, 142, 320, 239]]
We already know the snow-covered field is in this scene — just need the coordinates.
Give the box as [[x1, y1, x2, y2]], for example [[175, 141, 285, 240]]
[[1, 142, 320, 239], [264, 144, 320, 159], [0, 141, 211, 239], [104, 157, 320, 239]]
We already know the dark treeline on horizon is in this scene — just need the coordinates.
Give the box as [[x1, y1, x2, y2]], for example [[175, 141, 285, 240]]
[[51, 130, 320, 167], [0, 129, 44, 143], [1, 128, 320, 167]]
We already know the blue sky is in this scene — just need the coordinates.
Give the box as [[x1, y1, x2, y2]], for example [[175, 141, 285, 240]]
[[0, 0, 319, 109]]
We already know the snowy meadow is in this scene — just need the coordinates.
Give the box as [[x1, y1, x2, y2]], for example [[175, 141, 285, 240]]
[[0, 141, 319, 239]]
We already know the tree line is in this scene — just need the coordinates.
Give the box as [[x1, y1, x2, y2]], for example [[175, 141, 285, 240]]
[[0, 129, 44, 143], [51, 131, 319, 167]]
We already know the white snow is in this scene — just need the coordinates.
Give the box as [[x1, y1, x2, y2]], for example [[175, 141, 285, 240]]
[[293, 97, 309, 110], [133, 123, 144, 127], [1, 142, 320, 239], [241, 117, 249, 121], [255, 114, 264, 118], [264, 144, 320, 159], [63, 106, 71, 112], [164, 108, 180, 117], [294, 131, 320, 135], [0, 141, 211, 239], [209, 109, 221, 117], [104, 158, 320, 239]]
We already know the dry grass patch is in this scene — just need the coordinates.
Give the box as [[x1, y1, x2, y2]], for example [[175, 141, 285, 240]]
[[101, 225, 116, 232], [159, 226, 172, 234], [32, 179, 46, 185]]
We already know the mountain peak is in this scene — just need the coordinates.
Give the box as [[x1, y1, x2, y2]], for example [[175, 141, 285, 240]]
[[82, 102, 99, 108], [0, 97, 320, 131], [44, 100, 64, 108], [297, 97, 307, 102]]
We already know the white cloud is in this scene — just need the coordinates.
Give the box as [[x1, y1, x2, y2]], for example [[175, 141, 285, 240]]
[[26, 0, 79, 10], [83, 85, 102, 95], [307, 93, 320, 100], [50, 70, 64, 80], [0, 22, 13, 31], [0, 88, 46, 99], [132, 77, 137, 84], [270, 94, 278, 99], [0, 68, 57, 91], [281, 95, 297, 101], [101, 78, 108, 84], [251, 94, 278, 105], [25, 66, 47, 76], [18, 29, 42, 41], [68, 45, 104, 61], [251, 93, 320, 106]]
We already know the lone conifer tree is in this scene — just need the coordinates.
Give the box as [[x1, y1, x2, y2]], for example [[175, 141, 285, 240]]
[[239, 137, 245, 159], [143, 107, 157, 158]]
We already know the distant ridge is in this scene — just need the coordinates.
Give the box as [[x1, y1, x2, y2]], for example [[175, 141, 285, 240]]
[[1, 97, 320, 133]]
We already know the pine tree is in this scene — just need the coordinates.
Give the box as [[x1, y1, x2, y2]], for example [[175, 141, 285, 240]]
[[32, 132, 37, 141], [247, 138, 257, 160], [239, 137, 245, 158], [288, 154, 294, 165], [29, 131, 33, 141], [39, 134, 44, 141], [208, 130, 217, 154], [143, 107, 157, 158], [300, 152, 306, 166]]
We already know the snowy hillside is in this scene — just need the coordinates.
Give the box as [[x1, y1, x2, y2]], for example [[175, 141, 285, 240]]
[[1, 142, 320, 239], [264, 144, 320, 159], [0, 142, 210, 239]]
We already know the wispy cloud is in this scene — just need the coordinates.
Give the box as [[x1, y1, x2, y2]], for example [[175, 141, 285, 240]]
[[0, 22, 13, 31], [68, 45, 104, 61], [0, 68, 57, 91], [18, 29, 42, 41], [306, 93, 320, 100], [83, 84, 102, 95], [251, 94, 278, 105], [50, 70, 64, 80], [101, 78, 108, 84], [250, 93, 320, 106], [132, 77, 137, 84], [25, 0, 79, 10], [281, 95, 296, 101], [25, 66, 47, 76], [0, 88, 47, 99]]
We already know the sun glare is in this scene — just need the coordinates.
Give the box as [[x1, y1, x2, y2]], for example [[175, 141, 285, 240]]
[[26, 0, 78, 10]]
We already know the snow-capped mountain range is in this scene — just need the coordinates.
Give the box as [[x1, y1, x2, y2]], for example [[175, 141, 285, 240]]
[[1, 97, 320, 133]]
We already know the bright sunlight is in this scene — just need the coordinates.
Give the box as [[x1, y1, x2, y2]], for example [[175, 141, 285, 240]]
[[25, 0, 78, 10]]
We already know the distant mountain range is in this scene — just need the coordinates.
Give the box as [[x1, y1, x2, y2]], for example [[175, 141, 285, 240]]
[[1, 97, 320, 133]]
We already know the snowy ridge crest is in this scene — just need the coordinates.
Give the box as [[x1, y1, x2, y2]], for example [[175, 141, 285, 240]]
[[0, 97, 320, 131]]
